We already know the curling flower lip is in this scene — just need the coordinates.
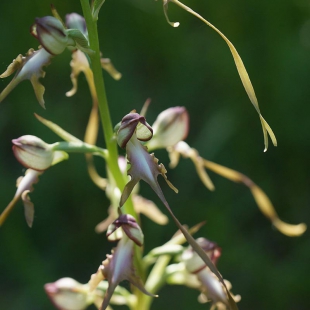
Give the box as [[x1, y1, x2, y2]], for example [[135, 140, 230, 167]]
[[31, 16, 70, 55], [146, 106, 189, 151], [12, 135, 68, 171], [0, 169, 42, 228]]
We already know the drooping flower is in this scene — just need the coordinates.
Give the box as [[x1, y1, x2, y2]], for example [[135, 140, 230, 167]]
[[89, 214, 155, 310]]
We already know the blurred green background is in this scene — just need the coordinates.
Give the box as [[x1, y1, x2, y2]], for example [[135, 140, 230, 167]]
[[0, 0, 309, 309]]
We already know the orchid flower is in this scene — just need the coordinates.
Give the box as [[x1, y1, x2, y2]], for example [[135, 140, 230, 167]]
[[166, 238, 240, 309], [45, 278, 93, 310], [89, 214, 156, 310], [0, 136, 68, 227], [0, 13, 93, 107], [65, 13, 121, 99]]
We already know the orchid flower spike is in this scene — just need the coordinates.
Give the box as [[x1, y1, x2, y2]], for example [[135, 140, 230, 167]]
[[89, 215, 156, 310], [117, 112, 237, 309], [12, 135, 68, 171]]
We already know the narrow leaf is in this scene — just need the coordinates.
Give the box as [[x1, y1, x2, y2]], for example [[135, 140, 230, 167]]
[[169, 0, 277, 151]]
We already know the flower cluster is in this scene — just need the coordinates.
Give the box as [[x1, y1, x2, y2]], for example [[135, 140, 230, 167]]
[[0, 3, 306, 310]]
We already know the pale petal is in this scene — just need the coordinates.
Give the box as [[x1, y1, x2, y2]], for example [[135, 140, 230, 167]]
[[133, 195, 168, 225], [0, 48, 52, 107], [21, 190, 34, 228], [203, 159, 306, 237]]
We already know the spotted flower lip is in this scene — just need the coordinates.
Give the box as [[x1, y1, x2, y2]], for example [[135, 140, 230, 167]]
[[31, 16, 70, 55]]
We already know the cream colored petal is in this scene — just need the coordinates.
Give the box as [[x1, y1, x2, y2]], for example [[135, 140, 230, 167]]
[[133, 195, 168, 225], [203, 159, 306, 237], [100, 58, 122, 80], [21, 190, 34, 228]]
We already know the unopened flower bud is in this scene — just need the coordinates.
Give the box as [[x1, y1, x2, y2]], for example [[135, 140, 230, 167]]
[[66, 13, 87, 37], [107, 214, 144, 246], [12, 135, 68, 171], [182, 238, 221, 273], [117, 112, 153, 148], [147, 107, 189, 150], [31, 16, 70, 55], [45, 278, 90, 310]]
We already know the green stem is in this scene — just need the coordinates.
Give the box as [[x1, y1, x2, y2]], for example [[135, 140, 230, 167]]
[[80, 0, 136, 217], [53, 141, 107, 156], [136, 255, 170, 310], [80, 0, 145, 293]]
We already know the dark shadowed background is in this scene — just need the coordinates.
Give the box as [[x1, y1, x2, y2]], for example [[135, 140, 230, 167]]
[[0, 0, 309, 309]]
